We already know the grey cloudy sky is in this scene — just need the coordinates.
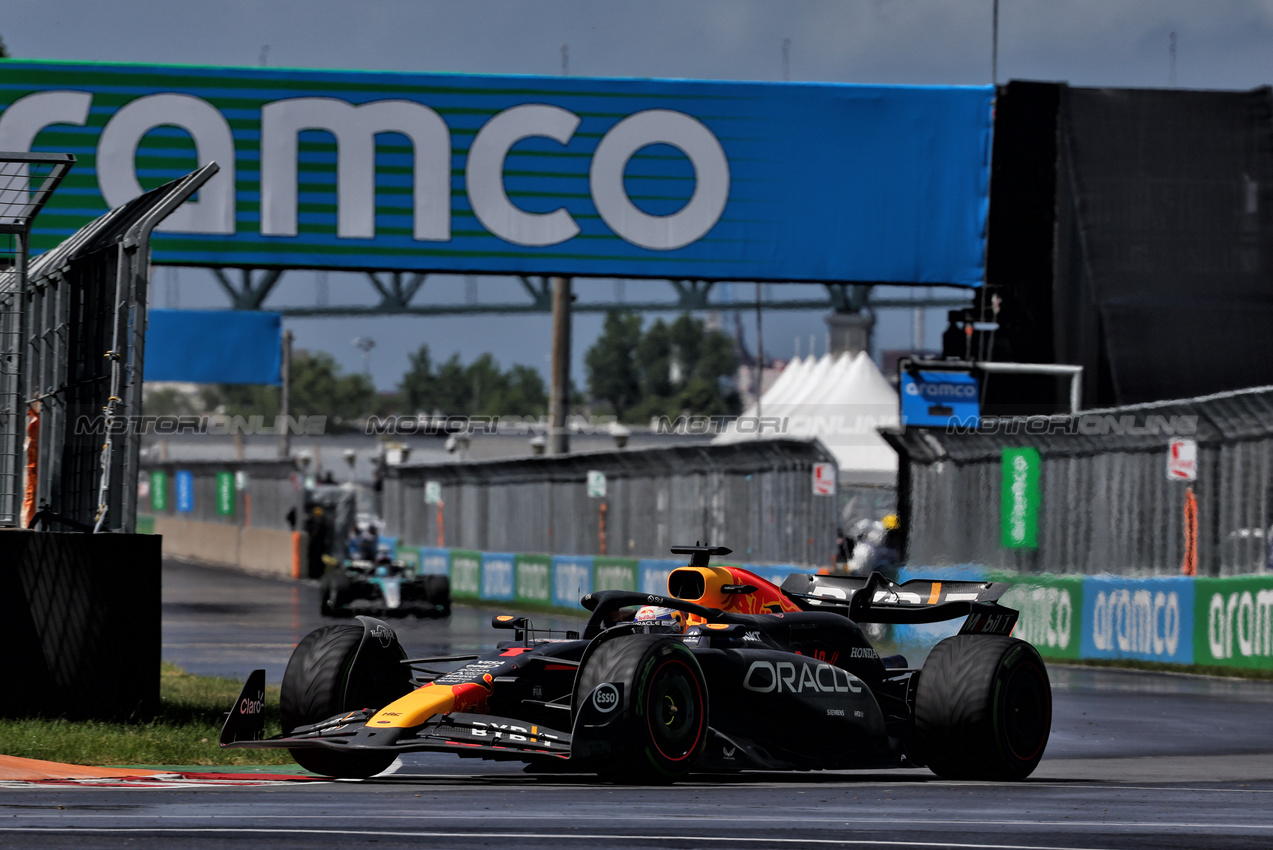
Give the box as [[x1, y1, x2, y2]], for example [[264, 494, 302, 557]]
[[5, 0, 1272, 390]]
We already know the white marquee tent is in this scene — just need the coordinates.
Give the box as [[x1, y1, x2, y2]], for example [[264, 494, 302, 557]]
[[715, 351, 900, 485]]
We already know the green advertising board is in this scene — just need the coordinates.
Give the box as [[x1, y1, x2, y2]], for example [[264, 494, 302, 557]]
[[450, 550, 482, 599], [215, 471, 235, 516], [1001, 448, 1040, 548], [150, 470, 167, 512], [593, 557, 638, 592], [989, 571, 1083, 661], [514, 554, 552, 605], [1193, 576, 1273, 671]]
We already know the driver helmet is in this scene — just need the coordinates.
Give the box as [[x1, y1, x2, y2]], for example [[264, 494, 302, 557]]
[[634, 606, 685, 633]]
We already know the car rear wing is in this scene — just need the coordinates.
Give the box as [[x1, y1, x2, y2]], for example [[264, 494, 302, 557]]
[[780, 572, 1018, 633]]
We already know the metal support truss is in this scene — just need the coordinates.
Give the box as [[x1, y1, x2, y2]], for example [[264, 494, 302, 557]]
[[211, 267, 285, 310], [181, 267, 973, 317]]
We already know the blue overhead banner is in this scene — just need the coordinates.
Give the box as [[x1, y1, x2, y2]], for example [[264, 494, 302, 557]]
[[146, 310, 282, 385], [0, 60, 992, 285]]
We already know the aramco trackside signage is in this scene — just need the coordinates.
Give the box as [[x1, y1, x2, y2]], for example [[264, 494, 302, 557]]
[[0, 60, 992, 283], [1001, 447, 1040, 549]]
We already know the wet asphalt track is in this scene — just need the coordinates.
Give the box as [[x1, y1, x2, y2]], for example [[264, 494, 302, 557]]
[[2, 558, 1272, 849]]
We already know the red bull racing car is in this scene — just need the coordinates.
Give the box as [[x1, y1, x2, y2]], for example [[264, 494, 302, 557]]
[[221, 545, 1051, 783]]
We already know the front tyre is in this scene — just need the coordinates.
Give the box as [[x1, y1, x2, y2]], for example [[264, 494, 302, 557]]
[[573, 635, 708, 783], [913, 635, 1051, 780], [280, 624, 409, 778], [319, 574, 351, 617]]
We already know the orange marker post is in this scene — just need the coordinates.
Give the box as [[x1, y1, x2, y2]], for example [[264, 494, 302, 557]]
[[599, 501, 608, 556], [436, 500, 445, 548]]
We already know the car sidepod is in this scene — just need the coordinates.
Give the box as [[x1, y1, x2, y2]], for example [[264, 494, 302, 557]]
[[690, 646, 892, 771]]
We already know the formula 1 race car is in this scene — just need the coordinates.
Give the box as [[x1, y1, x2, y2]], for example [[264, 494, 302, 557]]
[[223, 545, 1051, 783], [320, 557, 450, 618]]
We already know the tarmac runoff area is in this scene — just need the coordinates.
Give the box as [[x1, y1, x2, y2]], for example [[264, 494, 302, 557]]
[[0, 559, 1270, 849]]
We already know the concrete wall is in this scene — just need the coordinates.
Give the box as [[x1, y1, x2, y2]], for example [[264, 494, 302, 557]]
[[152, 515, 304, 578]]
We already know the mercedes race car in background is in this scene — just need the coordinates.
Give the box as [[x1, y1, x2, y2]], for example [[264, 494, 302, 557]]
[[320, 556, 450, 618], [224, 545, 1051, 782]]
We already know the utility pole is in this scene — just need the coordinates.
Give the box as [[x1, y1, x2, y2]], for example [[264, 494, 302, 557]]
[[991, 0, 999, 84], [755, 283, 764, 433], [1169, 31, 1177, 87], [549, 276, 572, 454], [278, 329, 293, 459]]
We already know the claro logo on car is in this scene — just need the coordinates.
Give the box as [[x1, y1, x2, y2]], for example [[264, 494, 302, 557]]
[[742, 660, 862, 694]]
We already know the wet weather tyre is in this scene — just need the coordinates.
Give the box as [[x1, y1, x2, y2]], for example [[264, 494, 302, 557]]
[[424, 574, 451, 617], [280, 624, 408, 778], [573, 635, 708, 783], [913, 635, 1051, 780]]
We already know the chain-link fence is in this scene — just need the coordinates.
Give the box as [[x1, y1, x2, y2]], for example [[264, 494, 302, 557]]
[[383, 438, 840, 567], [887, 386, 1273, 576]]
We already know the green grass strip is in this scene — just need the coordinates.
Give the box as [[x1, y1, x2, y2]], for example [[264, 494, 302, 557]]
[[0, 663, 293, 767]]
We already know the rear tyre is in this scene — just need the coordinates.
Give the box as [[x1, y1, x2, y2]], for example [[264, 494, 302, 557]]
[[912, 635, 1051, 780], [573, 634, 708, 783], [280, 624, 410, 778]]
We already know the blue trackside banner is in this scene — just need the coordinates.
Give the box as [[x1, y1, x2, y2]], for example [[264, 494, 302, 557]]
[[146, 310, 281, 385], [639, 559, 684, 596], [1079, 576, 1195, 665], [0, 60, 992, 285], [552, 556, 593, 609], [416, 547, 450, 576], [480, 552, 516, 601]]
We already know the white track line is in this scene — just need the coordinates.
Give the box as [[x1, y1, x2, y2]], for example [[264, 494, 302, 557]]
[[0, 827, 1125, 849], [5, 815, 1271, 831]]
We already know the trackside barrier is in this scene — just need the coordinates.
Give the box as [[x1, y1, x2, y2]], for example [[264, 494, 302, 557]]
[[1195, 577, 1273, 671], [389, 547, 817, 613], [337, 545, 1273, 670], [639, 559, 684, 596], [552, 556, 593, 609], [893, 567, 1273, 672]]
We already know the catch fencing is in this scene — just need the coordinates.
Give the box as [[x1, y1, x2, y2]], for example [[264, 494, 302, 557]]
[[0, 153, 72, 527], [0, 157, 217, 531], [139, 458, 303, 532], [886, 386, 1273, 576], [383, 438, 840, 567]]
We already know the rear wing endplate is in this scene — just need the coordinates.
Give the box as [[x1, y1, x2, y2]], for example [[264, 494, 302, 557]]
[[781, 572, 1018, 632]]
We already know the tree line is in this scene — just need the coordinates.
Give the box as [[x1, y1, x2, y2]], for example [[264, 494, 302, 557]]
[[145, 311, 739, 426]]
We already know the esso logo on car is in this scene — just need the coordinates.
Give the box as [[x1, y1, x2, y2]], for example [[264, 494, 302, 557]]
[[592, 683, 620, 713]]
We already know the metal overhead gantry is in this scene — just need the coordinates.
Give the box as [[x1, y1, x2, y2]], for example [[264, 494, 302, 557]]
[[189, 268, 972, 317]]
